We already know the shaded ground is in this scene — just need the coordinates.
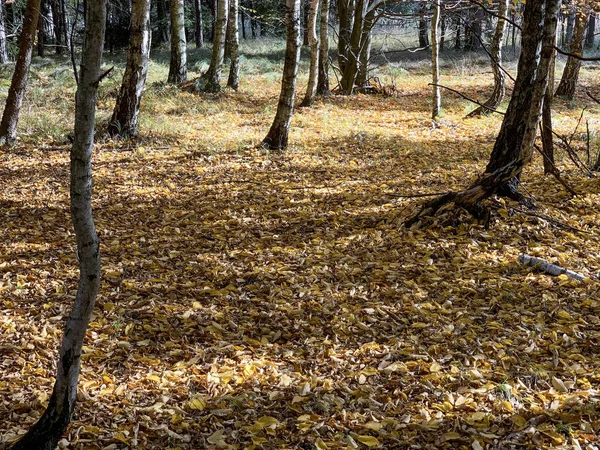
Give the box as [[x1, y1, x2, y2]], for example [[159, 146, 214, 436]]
[[0, 46, 600, 449]]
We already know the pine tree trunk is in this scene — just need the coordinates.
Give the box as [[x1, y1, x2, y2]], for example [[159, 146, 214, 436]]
[[467, 0, 508, 116], [108, 0, 151, 137], [10, 2, 105, 448], [167, 0, 187, 84], [194, 0, 203, 48], [261, 0, 301, 150], [199, 0, 228, 92], [0, 0, 41, 145], [226, 0, 240, 89], [300, 0, 319, 106], [316, 0, 330, 95], [431, 0, 440, 119], [0, 0, 9, 63], [555, 10, 587, 99]]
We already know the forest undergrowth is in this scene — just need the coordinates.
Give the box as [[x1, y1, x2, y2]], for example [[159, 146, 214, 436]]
[[1, 45, 600, 449]]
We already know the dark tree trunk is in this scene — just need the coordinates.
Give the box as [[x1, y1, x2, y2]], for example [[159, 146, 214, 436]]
[[300, 0, 319, 106], [194, 0, 204, 47], [418, 1, 429, 47], [469, 6, 484, 50], [241, 4, 246, 39], [585, 12, 595, 48], [37, 0, 49, 56], [555, 10, 587, 99], [199, 0, 227, 92], [226, 0, 240, 89], [10, 1, 105, 448], [250, 0, 257, 38], [0, 0, 9, 63], [565, 9, 575, 45], [262, 0, 301, 150], [108, 0, 151, 137], [167, 0, 187, 84], [0, 0, 41, 145], [541, 44, 556, 175], [440, 12, 445, 52], [316, 0, 330, 95], [337, 0, 353, 75], [50, 0, 64, 55], [156, 0, 170, 44], [454, 17, 461, 50], [467, 0, 508, 116]]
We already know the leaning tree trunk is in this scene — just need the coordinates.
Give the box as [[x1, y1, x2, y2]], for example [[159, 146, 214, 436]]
[[555, 9, 588, 100], [300, 0, 319, 107], [467, 0, 508, 117], [0, 0, 41, 145], [194, 0, 204, 48], [316, 0, 330, 95], [10, 2, 105, 449], [0, 0, 9, 63], [167, 0, 187, 84], [108, 0, 151, 137], [199, 0, 228, 92], [340, 0, 366, 94], [406, 0, 560, 226], [431, 0, 440, 119], [261, 0, 301, 150], [226, 0, 240, 89]]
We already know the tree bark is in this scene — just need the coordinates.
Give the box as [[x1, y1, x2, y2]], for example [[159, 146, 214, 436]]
[[50, 0, 64, 55], [194, 0, 204, 48], [0, 0, 9, 63], [418, 1, 429, 48], [198, 0, 228, 92], [316, 0, 330, 95], [541, 43, 556, 175], [0, 0, 41, 145], [431, 0, 440, 119], [585, 12, 595, 48], [108, 0, 151, 137], [261, 0, 301, 150], [37, 0, 47, 57], [555, 9, 587, 99], [300, 0, 319, 106], [356, 10, 373, 88], [10, 2, 105, 448], [226, 0, 240, 89], [167, 0, 187, 84], [337, 0, 354, 76], [467, 0, 508, 116]]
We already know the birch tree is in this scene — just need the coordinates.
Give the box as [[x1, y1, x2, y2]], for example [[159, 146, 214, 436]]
[[316, 0, 330, 95], [555, 7, 588, 99], [300, 0, 319, 107], [199, 0, 228, 92], [226, 0, 240, 89], [431, 0, 441, 119], [167, 0, 187, 84]]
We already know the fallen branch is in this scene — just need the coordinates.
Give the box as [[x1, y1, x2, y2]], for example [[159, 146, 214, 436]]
[[518, 254, 586, 281], [429, 84, 505, 116], [588, 91, 600, 105]]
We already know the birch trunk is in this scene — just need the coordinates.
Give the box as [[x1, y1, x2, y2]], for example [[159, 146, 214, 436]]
[[226, 0, 240, 89], [0, 0, 8, 63], [108, 0, 151, 137], [316, 0, 330, 95], [0, 0, 41, 145], [467, 0, 508, 116], [555, 9, 587, 99], [167, 0, 187, 84], [431, 0, 440, 119], [300, 0, 319, 107], [200, 0, 228, 92], [10, 1, 105, 448], [261, 0, 301, 150]]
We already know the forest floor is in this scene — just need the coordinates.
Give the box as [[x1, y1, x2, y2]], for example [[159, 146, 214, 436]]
[[1, 41, 600, 449]]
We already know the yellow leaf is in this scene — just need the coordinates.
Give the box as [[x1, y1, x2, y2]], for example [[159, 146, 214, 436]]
[[502, 400, 513, 412], [356, 435, 380, 447], [257, 416, 279, 427], [188, 396, 206, 410], [146, 374, 161, 383], [442, 432, 461, 442], [511, 415, 527, 428], [315, 438, 328, 449], [364, 421, 382, 431], [429, 362, 442, 373]]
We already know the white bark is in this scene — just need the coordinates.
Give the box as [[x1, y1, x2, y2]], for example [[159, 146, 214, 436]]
[[167, 0, 187, 84], [431, 0, 441, 119], [300, 0, 319, 107]]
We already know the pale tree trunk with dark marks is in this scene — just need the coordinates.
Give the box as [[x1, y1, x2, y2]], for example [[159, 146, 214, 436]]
[[10, 1, 105, 449], [356, 10, 374, 87], [431, 0, 440, 119], [226, 0, 240, 89], [316, 0, 330, 95], [555, 9, 588, 99], [407, 0, 560, 226], [167, 0, 187, 84], [468, 0, 508, 117], [0, 0, 41, 145], [300, 0, 319, 106], [0, 0, 8, 63], [200, 0, 228, 92], [261, 0, 301, 150], [108, 0, 151, 137]]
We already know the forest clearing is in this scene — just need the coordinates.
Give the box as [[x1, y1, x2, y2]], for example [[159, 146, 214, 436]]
[[0, 0, 600, 446]]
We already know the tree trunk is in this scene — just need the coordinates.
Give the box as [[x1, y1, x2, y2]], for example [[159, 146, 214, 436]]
[[50, 0, 64, 55], [440, 13, 445, 52], [167, 0, 187, 84], [469, 6, 483, 51], [0, 0, 9, 63], [406, 0, 560, 227], [194, 0, 204, 47], [261, 0, 301, 150], [241, 4, 246, 39], [585, 12, 595, 48], [555, 10, 587, 99], [300, 0, 319, 106], [303, 0, 310, 45], [565, 9, 575, 45], [467, 0, 508, 116], [37, 0, 47, 57], [250, 0, 257, 38], [337, 0, 354, 75], [356, 9, 373, 88], [431, 0, 440, 119], [316, 0, 330, 95], [108, 0, 151, 137], [10, 2, 105, 448], [541, 42, 556, 175], [418, 2, 429, 47], [199, 0, 228, 92], [454, 17, 461, 50], [226, 0, 240, 89], [0, 0, 41, 145]]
